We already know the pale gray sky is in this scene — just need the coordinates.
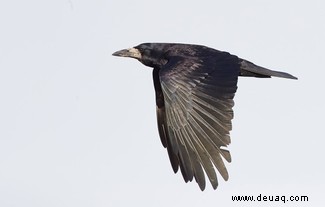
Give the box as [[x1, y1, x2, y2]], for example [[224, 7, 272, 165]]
[[0, 0, 324, 206]]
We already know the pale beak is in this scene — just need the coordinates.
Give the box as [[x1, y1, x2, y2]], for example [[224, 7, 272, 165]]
[[112, 47, 142, 59]]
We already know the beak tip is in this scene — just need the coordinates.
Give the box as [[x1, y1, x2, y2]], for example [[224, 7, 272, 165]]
[[112, 51, 122, 56]]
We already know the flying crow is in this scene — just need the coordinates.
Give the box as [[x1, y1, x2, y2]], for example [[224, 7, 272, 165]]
[[112, 43, 297, 191]]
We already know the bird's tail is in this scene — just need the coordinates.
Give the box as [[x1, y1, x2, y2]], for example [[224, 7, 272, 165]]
[[239, 59, 298, 80]]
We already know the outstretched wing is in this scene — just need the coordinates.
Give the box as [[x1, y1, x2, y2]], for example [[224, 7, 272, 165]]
[[154, 52, 240, 190]]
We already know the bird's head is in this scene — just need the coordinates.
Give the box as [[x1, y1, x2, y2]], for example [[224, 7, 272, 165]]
[[112, 43, 169, 68]]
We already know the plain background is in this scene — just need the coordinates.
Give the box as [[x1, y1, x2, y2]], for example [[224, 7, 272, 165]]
[[0, 0, 324, 206]]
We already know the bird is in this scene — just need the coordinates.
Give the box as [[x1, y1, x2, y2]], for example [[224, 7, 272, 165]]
[[112, 43, 297, 191]]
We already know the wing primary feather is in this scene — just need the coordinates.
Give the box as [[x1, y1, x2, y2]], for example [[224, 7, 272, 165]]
[[175, 129, 194, 181], [220, 148, 232, 163], [187, 114, 230, 180], [165, 139, 179, 173], [188, 120, 229, 181], [184, 123, 219, 189], [189, 151, 206, 191]]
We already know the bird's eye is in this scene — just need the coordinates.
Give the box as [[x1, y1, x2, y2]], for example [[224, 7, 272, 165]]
[[135, 47, 148, 55]]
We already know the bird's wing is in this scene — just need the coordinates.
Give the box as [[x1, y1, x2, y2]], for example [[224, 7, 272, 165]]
[[155, 53, 239, 190]]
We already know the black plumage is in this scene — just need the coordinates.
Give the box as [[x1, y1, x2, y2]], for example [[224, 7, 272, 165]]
[[112, 43, 297, 191]]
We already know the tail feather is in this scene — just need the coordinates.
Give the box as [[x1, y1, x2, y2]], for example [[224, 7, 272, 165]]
[[239, 59, 298, 80]]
